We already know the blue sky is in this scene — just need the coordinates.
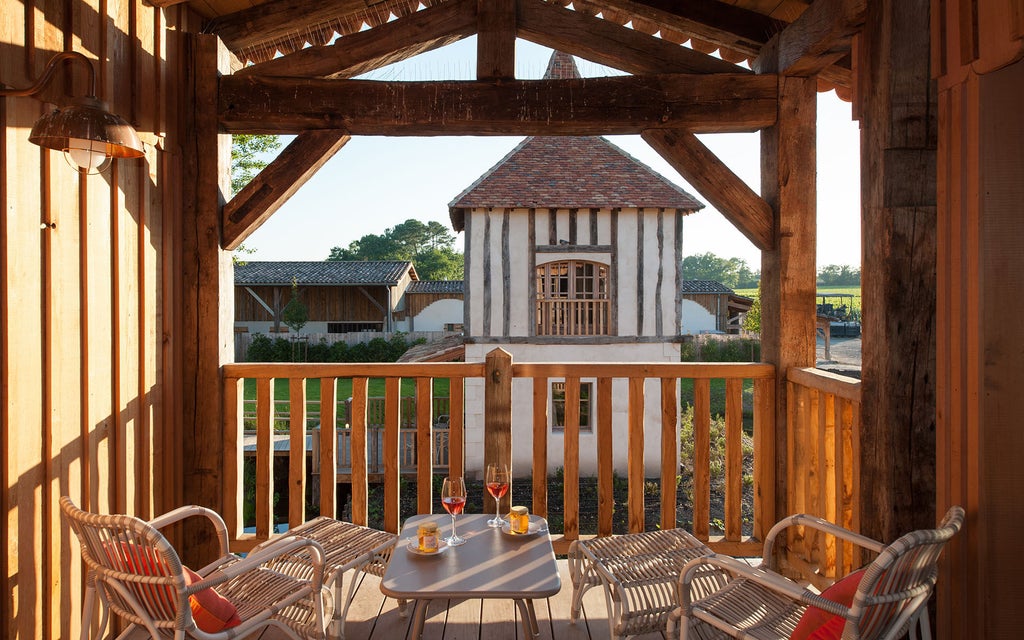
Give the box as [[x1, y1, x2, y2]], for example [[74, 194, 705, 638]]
[[242, 38, 861, 270]]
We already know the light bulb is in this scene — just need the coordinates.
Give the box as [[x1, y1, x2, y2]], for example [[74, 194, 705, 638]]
[[65, 137, 112, 173]]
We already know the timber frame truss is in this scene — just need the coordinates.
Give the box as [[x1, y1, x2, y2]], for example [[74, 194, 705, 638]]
[[211, 0, 866, 255]]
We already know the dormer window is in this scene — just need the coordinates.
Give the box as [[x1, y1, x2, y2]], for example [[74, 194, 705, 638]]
[[536, 260, 610, 336]]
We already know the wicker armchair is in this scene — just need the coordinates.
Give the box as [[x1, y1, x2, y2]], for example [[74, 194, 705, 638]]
[[60, 496, 330, 640], [668, 506, 964, 640]]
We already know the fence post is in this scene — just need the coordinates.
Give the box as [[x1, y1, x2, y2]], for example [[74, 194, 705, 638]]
[[484, 349, 513, 511]]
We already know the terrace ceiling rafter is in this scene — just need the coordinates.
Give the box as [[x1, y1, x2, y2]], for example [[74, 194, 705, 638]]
[[516, 0, 747, 75], [217, 72, 778, 135], [234, 0, 479, 79], [752, 0, 865, 83]]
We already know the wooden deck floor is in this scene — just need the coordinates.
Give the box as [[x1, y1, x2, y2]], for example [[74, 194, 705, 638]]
[[339, 558, 661, 640]]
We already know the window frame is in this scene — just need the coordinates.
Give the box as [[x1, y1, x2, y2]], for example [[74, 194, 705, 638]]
[[550, 380, 593, 433]]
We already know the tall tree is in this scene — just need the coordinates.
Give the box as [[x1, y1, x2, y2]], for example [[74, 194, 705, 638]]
[[328, 218, 463, 280], [231, 134, 281, 195], [682, 252, 758, 289]]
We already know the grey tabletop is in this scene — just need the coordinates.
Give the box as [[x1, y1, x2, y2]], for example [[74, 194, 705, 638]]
[[381, 513, 562, 601]]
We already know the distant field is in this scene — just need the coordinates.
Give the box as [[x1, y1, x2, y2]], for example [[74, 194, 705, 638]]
[[734, 285, 862, 317]]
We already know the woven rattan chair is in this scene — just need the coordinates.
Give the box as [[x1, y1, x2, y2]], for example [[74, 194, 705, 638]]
[[668, 506, 964, 640], [60, 496, 330, 640]]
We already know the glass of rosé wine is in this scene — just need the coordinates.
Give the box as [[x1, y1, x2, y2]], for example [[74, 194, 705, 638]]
[[485, 463, 511, 527], [440, 476, 467, 546]]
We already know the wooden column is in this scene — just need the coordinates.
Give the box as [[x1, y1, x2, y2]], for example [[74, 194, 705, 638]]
[[484, 348, 512, 511], [757, 53, 818, 523], [179, 33, 234, 563], [932, 2, 1024, 638], [857, 0, 936, 544]]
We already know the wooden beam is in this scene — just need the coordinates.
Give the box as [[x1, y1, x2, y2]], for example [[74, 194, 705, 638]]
[[144, 0, 189, 6], [642, 128, 773, 250], [753, 0, 866, 79], [222, 131, 351, 251], [218, 73, 778, 135], [208, 0, 385, 53], [234, 0, 477, 79], [477, 0, 516, 80], [595, 0, 788, 56], [517, 0, 745, 75], [758, 41, 818, 524]]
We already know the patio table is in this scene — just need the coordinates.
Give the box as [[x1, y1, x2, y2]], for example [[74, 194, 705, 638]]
[[381, 513, 562, 639]]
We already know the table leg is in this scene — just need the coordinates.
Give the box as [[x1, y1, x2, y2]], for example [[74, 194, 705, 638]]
[[514, 599, 541, 639], [409, 599, 430, 639]]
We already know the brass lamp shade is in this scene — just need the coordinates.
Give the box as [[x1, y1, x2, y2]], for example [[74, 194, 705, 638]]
[[29, 95, 145, 171]]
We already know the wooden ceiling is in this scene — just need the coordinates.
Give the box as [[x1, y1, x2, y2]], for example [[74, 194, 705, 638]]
[[159, 0, 846, 92]]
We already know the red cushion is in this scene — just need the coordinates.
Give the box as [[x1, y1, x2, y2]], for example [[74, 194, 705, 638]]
[[103, 541, 240, 632], [184, 567, 242, 632], [790, 569, 866, 640]]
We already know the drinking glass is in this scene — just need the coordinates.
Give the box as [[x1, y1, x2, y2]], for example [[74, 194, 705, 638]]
[[485, 463, 511, 527], [440, 476, 467, 546]]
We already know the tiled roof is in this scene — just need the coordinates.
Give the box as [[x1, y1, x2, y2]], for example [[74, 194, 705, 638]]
[[682, 280, 736, 294], [234, 261, 416, 286], [448, 51, 704, 231], [406, 281, 464, 294]]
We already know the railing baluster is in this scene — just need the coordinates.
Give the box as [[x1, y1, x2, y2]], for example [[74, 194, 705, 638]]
[[448, 378, 464, 480], [319, 377, 337, 519], [255, 377, 274, 539], [627, 377, 645, 533], [383, 376, 401, 533], [416, 377, 433, 515], [288, 378, 307, 528], [725, 378, 743, 541], [563, 377, 581, 542], [532, 377, 549, 519], [597, 377, 614, 536], [660, 377, 678, 530], [693, 378, 711, 540], [350, 377, 369, 526]]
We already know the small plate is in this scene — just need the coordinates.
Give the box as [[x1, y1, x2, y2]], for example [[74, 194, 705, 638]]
[[405, 539, 449, 556], [500, 517, 547, 537]]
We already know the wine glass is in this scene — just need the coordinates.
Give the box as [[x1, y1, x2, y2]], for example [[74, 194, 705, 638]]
[[440, 476, 467, 546], [485, 463, 511, 527]]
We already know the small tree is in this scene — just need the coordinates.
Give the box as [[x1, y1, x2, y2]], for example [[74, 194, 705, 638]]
[[743, 286, 761, 334], [282, 279, 309, 333]]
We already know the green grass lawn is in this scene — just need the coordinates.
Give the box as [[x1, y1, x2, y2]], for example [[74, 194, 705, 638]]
[[242, 377, 451, 402]]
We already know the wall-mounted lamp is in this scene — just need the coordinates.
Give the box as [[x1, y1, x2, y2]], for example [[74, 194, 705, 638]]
[[0, 52, 144, 173]]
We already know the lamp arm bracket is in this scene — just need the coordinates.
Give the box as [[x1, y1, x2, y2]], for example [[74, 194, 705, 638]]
[[0, 51, 96, 99]]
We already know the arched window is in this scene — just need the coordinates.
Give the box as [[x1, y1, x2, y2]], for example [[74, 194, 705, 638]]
[[536, 260, 610, 336]]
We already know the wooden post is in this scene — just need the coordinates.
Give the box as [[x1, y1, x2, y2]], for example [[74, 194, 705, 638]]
[[180, 33, 234, 563], [484, 349, 512, 512], [757, 47, 818, 523], [857, 0, 936, 543]]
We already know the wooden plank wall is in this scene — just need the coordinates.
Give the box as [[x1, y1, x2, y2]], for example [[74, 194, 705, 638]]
[[234, 284, 392, 323], [932, 2, 1024, 637], [0, 1, 196, 638]]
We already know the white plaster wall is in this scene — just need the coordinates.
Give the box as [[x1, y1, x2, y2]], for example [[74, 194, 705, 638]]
[[463, 342, 680, 479], [409, 299, 463, 332], [508, 211, 531, 336], [615, 213, 639, 336], [680, 300, 717, 334]]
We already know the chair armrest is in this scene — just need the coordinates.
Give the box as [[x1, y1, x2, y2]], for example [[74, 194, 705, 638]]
[[761, 514, 886, 571], [677, 555, 853, 619], [147, 506, 231, 559], [191, 536, 327, 593]]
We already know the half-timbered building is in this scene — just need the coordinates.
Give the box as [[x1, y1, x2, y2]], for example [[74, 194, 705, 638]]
[[2, 1, 1020, 638]]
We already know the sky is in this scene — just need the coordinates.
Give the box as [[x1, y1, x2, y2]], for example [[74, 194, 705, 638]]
[[241, 38, 861, 271]]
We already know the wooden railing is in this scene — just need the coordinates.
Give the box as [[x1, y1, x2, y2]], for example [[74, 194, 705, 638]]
[[240, 396, 451, 429], [536, 299, 610, 335], [784, 367, 862, 582], [222, 353, 776, 556]]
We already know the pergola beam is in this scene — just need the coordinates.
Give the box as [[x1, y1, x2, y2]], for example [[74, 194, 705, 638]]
[[753, 0, 866, 79], [517, 0, 745, 75], [642, 128, 773, 250], [218, 73, 778, 135], [478, 0, 517, 80], [222, 131, 351, 251], [234, 0, 478, 79]]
